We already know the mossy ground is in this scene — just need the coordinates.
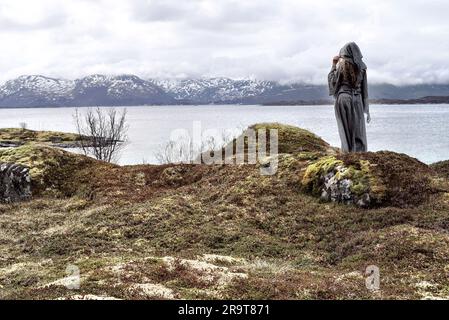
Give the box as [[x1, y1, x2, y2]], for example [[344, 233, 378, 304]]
[[0, 128, 81, 144], [1, 124, 449, 300]]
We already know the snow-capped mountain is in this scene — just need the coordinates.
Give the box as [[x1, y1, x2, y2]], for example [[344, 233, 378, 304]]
[[151, 78, 276, 103], [0, 74, 174, 107], [0, 75, 75, 107], [72, 74, 172, 106], [1, 74, 449, 107]]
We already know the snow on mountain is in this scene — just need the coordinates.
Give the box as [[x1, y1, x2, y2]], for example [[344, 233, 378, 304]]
[[0, 75, 75, 96], [1, 74, 448, 107], [0, 75, 75, 106], [0, 74, 174, 107], [76, 74, 161, 97], [73, 74, 172, 106], [151, 77, 275, 103]]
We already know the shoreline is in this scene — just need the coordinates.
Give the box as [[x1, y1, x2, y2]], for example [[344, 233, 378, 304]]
[[1, 102, 449, 109]]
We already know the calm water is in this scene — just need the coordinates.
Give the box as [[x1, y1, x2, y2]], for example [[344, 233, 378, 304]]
[[0, 104, 448, 165]]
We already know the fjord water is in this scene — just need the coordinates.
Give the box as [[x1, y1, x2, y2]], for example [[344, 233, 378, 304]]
[[0, 104, 448, 165]]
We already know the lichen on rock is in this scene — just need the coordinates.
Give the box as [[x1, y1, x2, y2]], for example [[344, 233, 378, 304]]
[[301, 156, 375, 207], [301, 151, 434, 208], [0, 163, 32, 203]]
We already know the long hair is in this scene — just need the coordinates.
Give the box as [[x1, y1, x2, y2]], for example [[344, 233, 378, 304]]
[[339, 58, 360, 88]]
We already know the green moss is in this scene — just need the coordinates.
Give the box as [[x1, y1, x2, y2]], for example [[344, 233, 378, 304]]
[[0, 145, 106, 196], [300, 151, 432, 207], [338, 151, 433, 206], [301, 156, 343, 194], [220, 123, 333, 162], [250, 122, 332, 154]]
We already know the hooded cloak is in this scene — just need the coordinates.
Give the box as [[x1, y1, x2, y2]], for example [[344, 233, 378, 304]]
[[328, 42, 369, 152], [339, 42, 367, 71]]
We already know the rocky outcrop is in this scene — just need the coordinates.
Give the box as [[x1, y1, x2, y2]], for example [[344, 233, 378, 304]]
[[301, 151, 435, 208], [0, 163, 32, 203]]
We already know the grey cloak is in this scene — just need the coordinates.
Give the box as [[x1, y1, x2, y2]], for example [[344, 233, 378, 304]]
[[328, 42, 369, 152]]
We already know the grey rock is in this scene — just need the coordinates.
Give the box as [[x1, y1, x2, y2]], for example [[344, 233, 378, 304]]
[[0, 163, 32, 203], [319, 165, 371, 207]]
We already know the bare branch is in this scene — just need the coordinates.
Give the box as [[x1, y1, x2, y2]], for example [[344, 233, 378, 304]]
[[73, 107, 128, 163]]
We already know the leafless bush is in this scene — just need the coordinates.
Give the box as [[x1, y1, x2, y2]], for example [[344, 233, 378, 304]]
[[154, 135, 196, 164], [154, 128, 241, 164], [73, 107, 128, 163], [19, 122, 27, 130]]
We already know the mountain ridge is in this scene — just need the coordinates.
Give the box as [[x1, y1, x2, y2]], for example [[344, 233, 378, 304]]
[[1, 74, 449, 107]]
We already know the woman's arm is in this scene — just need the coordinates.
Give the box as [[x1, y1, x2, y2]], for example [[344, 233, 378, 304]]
[[362, 70, 371, 123], [328, 57, 341, 96]]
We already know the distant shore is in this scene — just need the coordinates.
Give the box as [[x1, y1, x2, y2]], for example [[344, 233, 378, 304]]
[[262, 96, 449, 106], [1, 95, 449, 109]]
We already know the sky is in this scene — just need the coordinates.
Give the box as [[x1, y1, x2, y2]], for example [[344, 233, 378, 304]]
[[0, 0, 448, 85]]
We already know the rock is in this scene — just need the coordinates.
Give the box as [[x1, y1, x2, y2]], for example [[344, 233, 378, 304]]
[[160, 166, 186, 186], [0, 140, 24, 148], [301, 151, 435, 208], [0, 163, 32, 203], [321, 168, 354, 204]]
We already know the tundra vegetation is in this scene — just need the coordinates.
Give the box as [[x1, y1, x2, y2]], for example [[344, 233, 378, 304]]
[[0, 123, 448, 300]]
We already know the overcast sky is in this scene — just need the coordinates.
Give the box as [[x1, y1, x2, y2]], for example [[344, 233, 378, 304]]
[[0, 0, 448, 85]]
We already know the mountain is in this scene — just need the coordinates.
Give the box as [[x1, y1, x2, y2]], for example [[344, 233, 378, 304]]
[[150, 78, 276, 103], [73, 74, 173, 106], [0, 74, 174, 107], [0, 75, 75, 107], [1, 74, 449, 107], [154, 79, 449, 104]]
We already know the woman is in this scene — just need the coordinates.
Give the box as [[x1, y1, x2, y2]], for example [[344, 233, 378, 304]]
[[328, 42, 370, 152]]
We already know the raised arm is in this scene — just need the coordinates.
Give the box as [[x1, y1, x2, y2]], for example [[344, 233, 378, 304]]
[[328, 56, 341, 96]]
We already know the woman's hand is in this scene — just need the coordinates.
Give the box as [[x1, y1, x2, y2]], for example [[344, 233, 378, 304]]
[[366, 113, 371, 123], [332, 56, 340, 66]]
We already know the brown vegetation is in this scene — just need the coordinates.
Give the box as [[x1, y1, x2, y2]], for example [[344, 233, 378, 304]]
[[1, 123, 449, 300]]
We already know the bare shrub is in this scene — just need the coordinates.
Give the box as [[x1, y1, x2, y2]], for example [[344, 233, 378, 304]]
[[154, 134, 195, 164], [154, 128, 241, 164], [73, 107, 128, 163], [19, 122, 27, 130]]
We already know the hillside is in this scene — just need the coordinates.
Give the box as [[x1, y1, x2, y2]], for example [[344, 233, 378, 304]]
[[0, 123, 449, 299]]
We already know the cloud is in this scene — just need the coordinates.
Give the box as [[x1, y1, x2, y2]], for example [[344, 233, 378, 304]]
[[0, 0, 448, 85]]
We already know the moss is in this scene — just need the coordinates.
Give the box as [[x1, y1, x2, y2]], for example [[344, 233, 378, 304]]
[[301, 151, 435, 207], [302, 157, 372, 198], [0, 145, 111, 196], [301, 156, 343, 194], [218, 123, 334, 164], [249, 123, 332, 154], [338, 151, 434, 207]]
